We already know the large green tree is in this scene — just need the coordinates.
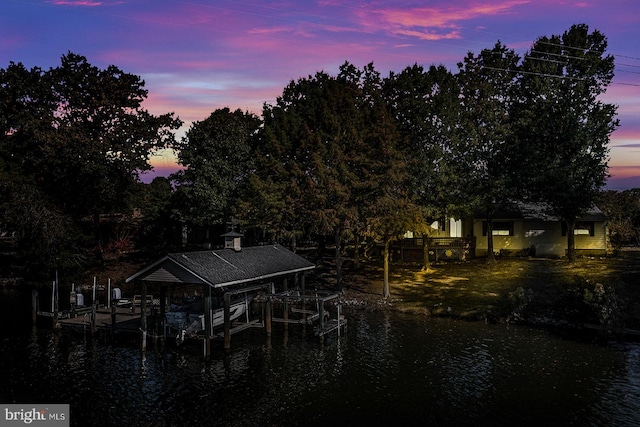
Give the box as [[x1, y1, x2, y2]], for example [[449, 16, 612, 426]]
[[247, 66, 362, 288], [456, 42, 521, 263], [172, 108, 261, 226], [45, 53, 181, 220], [246, 62, 407, 290], [384, 64, 463, 213], [516, 24, 618, 262], [0, 53, 181, 274], [383, 64, 463, 270]]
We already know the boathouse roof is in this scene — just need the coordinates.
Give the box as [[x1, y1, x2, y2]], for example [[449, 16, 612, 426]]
[[125, 244, 315, 288]]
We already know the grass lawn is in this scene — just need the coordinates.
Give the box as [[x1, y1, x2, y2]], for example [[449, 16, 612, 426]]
[[336, 250, 640, 330]]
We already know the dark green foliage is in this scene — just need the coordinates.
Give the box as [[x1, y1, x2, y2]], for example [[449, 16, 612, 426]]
[[0, 24, 620, 283], [242, 62, 415, 289], [515, 24, 618, 262], [384, 64, 464, 216], [0, 53, 181, 276], [172, 108, 260, 226], [597, 189, 640, 249], [557, 277, 625, 329], [456, 42, 522, 263], [137, 177, 182, 255]]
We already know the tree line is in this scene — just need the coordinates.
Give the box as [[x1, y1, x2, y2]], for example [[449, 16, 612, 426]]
[[0, 24, 619, 293]]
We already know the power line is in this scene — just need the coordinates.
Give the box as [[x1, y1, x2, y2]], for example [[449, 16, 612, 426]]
[[480, 66, 587, 81]]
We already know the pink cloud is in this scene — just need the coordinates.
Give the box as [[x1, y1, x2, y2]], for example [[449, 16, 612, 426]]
[[360, 1, 530, 40], [47, 0, 103, 5], [394, 29, 462, 41], [608, 164, 640, 178]]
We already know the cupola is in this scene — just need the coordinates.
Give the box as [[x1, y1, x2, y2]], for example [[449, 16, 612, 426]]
[[221, 219, 242, 251]]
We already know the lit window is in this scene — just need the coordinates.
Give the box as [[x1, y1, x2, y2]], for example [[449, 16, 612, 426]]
[[562, 222, 595, 237], [483, 221, 514, 236]]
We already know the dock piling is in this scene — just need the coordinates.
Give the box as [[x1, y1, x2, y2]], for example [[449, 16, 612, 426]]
[[31, 290, 38, 323]]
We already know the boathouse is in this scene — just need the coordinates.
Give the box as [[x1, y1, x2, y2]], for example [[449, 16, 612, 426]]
[[125, 231, 315, 353]]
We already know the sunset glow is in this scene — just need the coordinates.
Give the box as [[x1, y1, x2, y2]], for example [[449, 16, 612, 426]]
[[2, 0, 639, 188]]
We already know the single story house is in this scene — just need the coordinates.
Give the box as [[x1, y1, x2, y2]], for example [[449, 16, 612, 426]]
[[472, 202, 607, 258]]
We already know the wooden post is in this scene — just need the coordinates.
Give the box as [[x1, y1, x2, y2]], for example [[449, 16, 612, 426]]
[[319, 298, 325, 330], [31, 290, 38, 323], [107, 278, 111, 308], [52, 279, 58, 329], [204, 285, 212, 358], [337, 302, 341, 337], [283, 278, 288, 328], [91, 301, 97, 334], [223, 292, 231, 349], [111, 303, 116, 333], [140, 281, 147, 352], [423, 239, 430, 271], [160, 286, 167, 341], [51, 280, 55, 315], [265, 299, 272, 337], [92, 276, 97, 306], [300, 275, 307, 327]]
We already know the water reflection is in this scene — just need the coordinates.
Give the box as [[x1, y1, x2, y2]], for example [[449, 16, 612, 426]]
[[2, 287, 640, 426]]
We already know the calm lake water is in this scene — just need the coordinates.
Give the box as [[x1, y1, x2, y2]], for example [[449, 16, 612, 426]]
[[1, 287, 640, 427]]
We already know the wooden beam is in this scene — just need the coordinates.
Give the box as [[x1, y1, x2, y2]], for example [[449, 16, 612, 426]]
[[140, 280, 147, 352], [223, 292, 231, 349], [204, 285, 212, 358]]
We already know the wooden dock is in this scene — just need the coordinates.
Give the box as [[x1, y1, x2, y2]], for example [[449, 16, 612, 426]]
[[39, 307, 144, 334], [62, 308, 141, 332], [34, 286, 348, 352]]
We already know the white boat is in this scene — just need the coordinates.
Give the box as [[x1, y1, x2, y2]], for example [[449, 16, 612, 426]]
[[174, 298, 251, 343]]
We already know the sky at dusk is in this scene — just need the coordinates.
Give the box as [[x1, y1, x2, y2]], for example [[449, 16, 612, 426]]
[[2, 0, 640, 189]]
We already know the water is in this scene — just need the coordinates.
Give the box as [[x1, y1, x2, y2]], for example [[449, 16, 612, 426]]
[[2, 287, 640, 426]]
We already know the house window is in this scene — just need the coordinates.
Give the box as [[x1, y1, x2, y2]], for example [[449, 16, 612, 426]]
[[562, 222, 595, 236], [482, 221, 514, 236], [575, 222, 595, 236]]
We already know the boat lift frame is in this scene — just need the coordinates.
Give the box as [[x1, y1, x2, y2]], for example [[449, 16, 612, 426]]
[[267, 289, 346, 338]]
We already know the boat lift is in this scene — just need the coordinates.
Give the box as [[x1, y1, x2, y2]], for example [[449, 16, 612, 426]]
[[267, 289, 346, 338]]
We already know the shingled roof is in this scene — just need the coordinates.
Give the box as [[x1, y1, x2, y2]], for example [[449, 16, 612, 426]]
[[126, 244, 315, 288], [474, 202, 607, 222]]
